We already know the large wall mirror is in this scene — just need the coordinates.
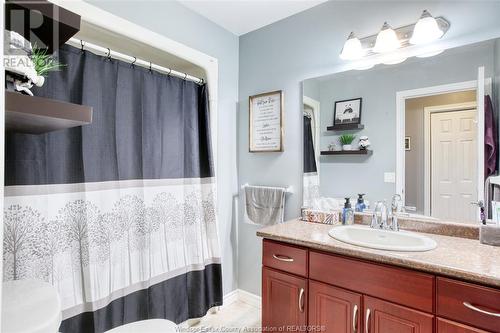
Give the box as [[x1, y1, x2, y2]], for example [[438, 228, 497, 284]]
[[302, 38, 499, 225]]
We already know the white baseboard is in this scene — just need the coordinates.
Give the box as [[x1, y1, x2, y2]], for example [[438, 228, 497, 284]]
[[223, 289, 261, 309]]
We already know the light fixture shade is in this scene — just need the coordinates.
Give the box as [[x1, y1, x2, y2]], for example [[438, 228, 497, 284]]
[[410, 10, 444, 45], [373, 22, 400, 53], [340, 32, 364, 60]]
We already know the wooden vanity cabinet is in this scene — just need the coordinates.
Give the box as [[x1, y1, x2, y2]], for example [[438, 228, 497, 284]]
[[309, 280, 361, 333], [364, 296, 434, 333], [262, 239, 499, 333], [262, 267, 307, 331], [437, 318, 490, 333]]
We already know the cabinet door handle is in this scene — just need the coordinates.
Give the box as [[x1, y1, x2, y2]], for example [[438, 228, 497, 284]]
[[365, 308, 371, 333], [463, 302, 500, 317], [352, 304, 358, 333], [273, 254, 294, 262], [298, 288, 305, 313]]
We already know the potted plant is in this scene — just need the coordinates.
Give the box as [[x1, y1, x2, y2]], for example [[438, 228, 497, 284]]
[[339, 134, 356, 151]]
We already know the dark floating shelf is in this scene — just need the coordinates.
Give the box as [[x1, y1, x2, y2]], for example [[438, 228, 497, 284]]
[[321, 150, 373, 156], [6, 91, 93, 134], [5, 0, 81, 53], [327, 124, 364, 131]]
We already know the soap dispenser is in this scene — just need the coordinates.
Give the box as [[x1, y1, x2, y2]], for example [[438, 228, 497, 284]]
[[355, 194, 366, 212], [342, 197, 354, 225]]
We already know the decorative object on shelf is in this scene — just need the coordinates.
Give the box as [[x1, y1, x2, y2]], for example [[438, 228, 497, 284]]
[[4, 31, 65, 96], [32, 46, 66, 78], [339, 134, 356, 151], [334, 98, 362, 126], [249, 90, 284, 152], [339, 10, 450, 63], [405, 136, 411, 151], [328, 142, 339, 151], [358, 136, 371, 150]]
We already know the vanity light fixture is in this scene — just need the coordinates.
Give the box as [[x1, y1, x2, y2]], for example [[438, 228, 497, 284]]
[[410, 10, 444, 45], [340, 32, 364, 60], [339, 12, 450, 65], [373, 22, 401, 53]]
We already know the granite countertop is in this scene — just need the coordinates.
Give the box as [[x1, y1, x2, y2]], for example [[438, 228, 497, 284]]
[[256, 219, 500, 288]]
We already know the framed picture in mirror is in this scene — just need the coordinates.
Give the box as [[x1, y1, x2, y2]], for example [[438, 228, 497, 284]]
[[333, 97, 362, 126]]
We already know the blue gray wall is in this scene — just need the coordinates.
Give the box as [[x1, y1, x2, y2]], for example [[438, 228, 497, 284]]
[[238, 1, 500, 295], [88, 0, 240, 295]]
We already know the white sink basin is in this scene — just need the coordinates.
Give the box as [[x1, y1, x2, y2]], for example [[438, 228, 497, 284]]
[[328, 225, 437, 252]]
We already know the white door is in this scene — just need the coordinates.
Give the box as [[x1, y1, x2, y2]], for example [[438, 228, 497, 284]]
[[431, 110, 478, 222]]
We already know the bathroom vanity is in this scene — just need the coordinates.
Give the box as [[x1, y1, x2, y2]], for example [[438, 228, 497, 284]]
[[258, 220, 500, 333]]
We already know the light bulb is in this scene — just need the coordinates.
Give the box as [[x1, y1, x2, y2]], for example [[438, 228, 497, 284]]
[[373, 22, 400, 53], [410, 10, 444, 45], [340, 32, 365, 60]]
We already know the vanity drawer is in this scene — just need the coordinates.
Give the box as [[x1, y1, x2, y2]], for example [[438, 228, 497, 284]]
[[437, 277, 500, 333], [263, 240, 308, 277], [309, 251, 434, 312]]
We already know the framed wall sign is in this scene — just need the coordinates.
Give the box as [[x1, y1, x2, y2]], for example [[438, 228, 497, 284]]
[[249, 90, 284, 152]]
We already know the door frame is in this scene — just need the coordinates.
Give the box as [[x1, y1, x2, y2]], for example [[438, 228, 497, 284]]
[[423, 102, 477, 216], [395, 78, 491, 210]]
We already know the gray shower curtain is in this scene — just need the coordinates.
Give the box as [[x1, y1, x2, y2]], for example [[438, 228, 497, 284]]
[[4, 45, 222, 332]]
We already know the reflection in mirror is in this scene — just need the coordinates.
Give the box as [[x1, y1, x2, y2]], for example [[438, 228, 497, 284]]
[[302, 38, 500, 225]]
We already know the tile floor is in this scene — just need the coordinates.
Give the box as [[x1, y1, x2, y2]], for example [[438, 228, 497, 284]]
[[188, 300, 261, 332]]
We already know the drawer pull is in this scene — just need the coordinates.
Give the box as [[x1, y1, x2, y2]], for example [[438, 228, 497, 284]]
[[365, 308, 371, 333], [273, 254, 294, 262], [463, 302, 500, 317], [352, 304, 358, 333], [298, 288, 305, 313]]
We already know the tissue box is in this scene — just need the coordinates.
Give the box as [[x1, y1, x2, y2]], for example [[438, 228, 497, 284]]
[[480, 224, 500, 246], [301, 208, 341, 225]]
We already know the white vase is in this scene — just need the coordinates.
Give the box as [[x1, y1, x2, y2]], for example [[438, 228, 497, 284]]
[[342, 144, 353, 151]]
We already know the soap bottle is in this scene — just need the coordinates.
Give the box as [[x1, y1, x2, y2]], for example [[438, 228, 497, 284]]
[[355, 194, 366, 212], [342, 198, 354, 225]]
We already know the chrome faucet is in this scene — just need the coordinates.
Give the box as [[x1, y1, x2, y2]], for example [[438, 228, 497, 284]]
[[371, 200, 389, 229], [390, 194, 404, 231], [371, 195, 408, 231]]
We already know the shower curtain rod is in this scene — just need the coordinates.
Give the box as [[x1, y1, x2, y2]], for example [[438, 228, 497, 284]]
[[66, 38, 204, 84]]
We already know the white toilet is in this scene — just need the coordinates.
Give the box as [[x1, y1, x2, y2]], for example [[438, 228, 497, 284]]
[[2, 280, 177, 333]]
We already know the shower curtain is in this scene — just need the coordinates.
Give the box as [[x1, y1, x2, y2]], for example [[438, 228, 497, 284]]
[[3, 45, 222, 333], [303, 115, 319, 207]]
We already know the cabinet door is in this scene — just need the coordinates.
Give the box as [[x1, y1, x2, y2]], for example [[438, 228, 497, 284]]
[[309, 280, 362, 333], [364, 296, 434, 333], [262, 267, 307, 332], [437, 318, 489, 333]]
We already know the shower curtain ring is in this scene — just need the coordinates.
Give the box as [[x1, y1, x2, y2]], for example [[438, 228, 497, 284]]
[[149, 62, 152, 73], [80, 40, 85, 52], [167, 68, 172, 76], [106, 48, 111, 60], [183, 73, 188, 80], [131, 56, 137, 67]]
